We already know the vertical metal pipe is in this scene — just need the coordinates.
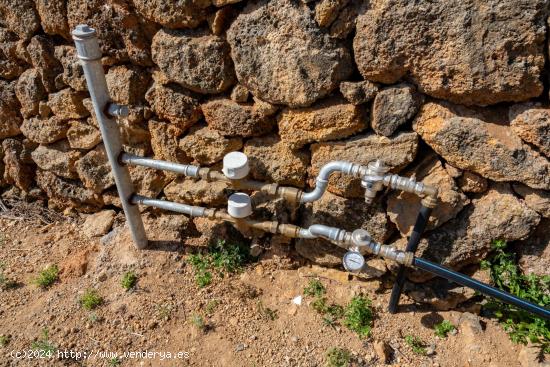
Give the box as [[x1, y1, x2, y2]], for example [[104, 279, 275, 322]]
[[72, 24, 148, 249], [388, 205, 432, 313]]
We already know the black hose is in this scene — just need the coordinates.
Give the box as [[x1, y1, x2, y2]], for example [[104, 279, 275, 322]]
[[413, 257, 550, 320], [388, 205, 432, 313]]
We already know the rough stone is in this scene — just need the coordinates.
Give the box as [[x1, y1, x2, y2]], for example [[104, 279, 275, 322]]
[[413, 101, 550, 190], [20, 116, 69, 144], [48, 88, 89, 120], [339, 80, 378, 105], [67, 0, 152, 66], [75, 145, 114, 193], [387, 155, 469, 236], [243, 135, 309, 187], [30, 140, 81, 179], [164, 177, 228, 207], [371, 83, 423, 137], [373, 341, 391, 365], [2, 139, 34, 191], [145, 83, 202, 130], [148, 120, 188, 164], [152, 28, 235, 94], [278, 98, 367, 149], [309, 132, 418, 198], [67, 120, 101, 150], [354, 0, 546, 106], [296, 191, 393, 266], [207, 6, 236, 36], [314, 0, 348, 28], [82, 210, 116, 238], [26, 35, 62, 93], [329, 1, 361, 39], [16, 68, 47, 118], [0, 0, 40, 40], [227, 0, 352, 107], [179, 124, 243, 165], [0, 29, 27, 79], [513, 184, 550, 218], [509, 103, 550, 158], [516, 219, 550, 277], [54, 46, 87, 92], [0, 80, 22, 138], [131, 0, 210, 29], [230, 85, 249, 103], [128, 165, 170, 199], [458, 171, 488, 194], [106, 65, 150, 105], [36, 0, 70, 39], [36, 169, 103, 210], [202, 98, 275, 137], [395, 185, 540, 282]]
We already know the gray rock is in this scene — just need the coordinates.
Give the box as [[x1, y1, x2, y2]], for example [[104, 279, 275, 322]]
[[2, 138, 34, 191], [82, 210, 116, 238], [106, 65, 150, 105], [20, 116, 68, 144], [36, 169, 103, 210], [0, 29, 27, 79], [54, 46, 87, 92], [354, 0, 546, 106], [227, 0, 352, 107], [339, 80, 378, 105], [509, 103, 550, 158], [75, 145, 114, 193], [16, 68, 47, 118], [0, 80, 22, 138], [30, 140, 81, 179]]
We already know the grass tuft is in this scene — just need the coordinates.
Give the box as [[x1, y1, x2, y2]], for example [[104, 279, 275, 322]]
[[434, 320, 456, 338], [80, 289, 103, 310], [0, 335, 10, 347], [32, 328, 56, 354], [191, 314, 206, 331], [121, 271, 138, 291], [304, 279, 326, 297], [404, 335, 426, 355], [34, 265, 59, 288], [326, 347, 351, 367], [343, 295, 374, 338]]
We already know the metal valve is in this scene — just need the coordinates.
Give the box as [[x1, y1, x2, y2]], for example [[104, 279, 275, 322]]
[[361, 160, 389, 204]]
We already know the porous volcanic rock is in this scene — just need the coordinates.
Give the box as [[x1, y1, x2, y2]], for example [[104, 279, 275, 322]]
[[243, 135, 309, 187], [106, 65, 150, 105], [75, 145, 114, 193], [339, 80, 378, 105], [82, 210, 116, 238], [20, 116, 68, 144], [0, 29, 27, 79], [413, 101, 550, 190], [152, 29, 235, 94], [66, 120, 101, 150], [131, 0, 210, 29], [30, 140, 81, 179], [278, 97, 367, 149], [227, 0, 352, 107], [202, 98, 276, 137], [0, 80, 22, 138], [512, 184, 550, 218], [371, 83, 423, 137], [458, 171, 488, 194], [395, 184, 540, 282], [54, 46, 87, 92], [329, 1, 361, 39], [0, 0, 40, 40], [230, 85, 249, 103], [16, 68, 47, 118], [314, 0, 349, 28], [145, 83, 202, 130], [387, 155, 469, 236], [296, 191, 393, 266], [164, 177, 228, 207], [354, 0, 546, 106], [128, 165, 170, 198], [26, 35, 62, 93], [516, 219, 550, 277], [36, 169, 103, 210], [148, 120, 188, 164], [309, 132, 418, 198], [179, 124, 242, 165], [2, 138, 34, 191], [48, 88, 89, 120], [35, 0, 70, 39], [509, 103, 550, 158]]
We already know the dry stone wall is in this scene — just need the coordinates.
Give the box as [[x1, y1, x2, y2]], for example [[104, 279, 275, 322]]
[[1, 0, 549, 283]]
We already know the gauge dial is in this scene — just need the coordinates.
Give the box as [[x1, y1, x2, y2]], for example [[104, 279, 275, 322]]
[[343, 251, 365, 273]]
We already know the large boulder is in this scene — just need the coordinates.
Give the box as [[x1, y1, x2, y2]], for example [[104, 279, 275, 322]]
[[354, 0, 546, 106], [15, 68, 47, 118], [131, 0, 210, 29], [0, 0, 40, 40], [30, 140, 81, 179], [278, 97, 367, 149], [35, 0, 70, 39], [227, 0, 352, 107], [20, 116, 69, 144], [2, 138, 34, 191], [309, 132, 418, 198], [396, 184, 540, 282], [243, 135, 309, 187], [387, 155, 469, 236], [413, 101, 550, 190], [145, 83, 202, 130], [0, 80, 22, 138], [202, 98, 276, 137], [152, 29, 235, 94], [509, 103, 550, 158], [179, 124, 242, 165], [296, 191, 393, 267]]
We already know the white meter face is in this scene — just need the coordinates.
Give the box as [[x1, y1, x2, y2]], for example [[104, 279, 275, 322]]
[[343, 251, 365, 273]]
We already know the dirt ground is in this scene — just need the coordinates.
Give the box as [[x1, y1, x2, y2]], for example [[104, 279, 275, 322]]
[[0, 209, 543, 367]]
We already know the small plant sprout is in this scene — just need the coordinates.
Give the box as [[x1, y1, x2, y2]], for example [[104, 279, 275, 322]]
[[108, 357, 122, 366], [404, 335, 427, 355], [257, 301, 278, 321], [32, 328, 56, 355], [0, 335, 11, 347], [34, 265, 59, 289], [304, 279, 326, 297], [434, 320, 456, 338], [326, 347, 352, 367], [343, 295, 374, 338], [205, 299, 219, 314], [156, 303, 173, 321], [80, 289, 103, 310], [121, 271, 138, 291], [191, 314, 206, 331]]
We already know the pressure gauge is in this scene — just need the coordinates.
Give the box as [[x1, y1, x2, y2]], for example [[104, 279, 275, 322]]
[[343, 251, 365, 273]]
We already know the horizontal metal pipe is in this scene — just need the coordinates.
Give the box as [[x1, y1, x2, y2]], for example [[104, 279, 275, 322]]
[[131, 195, 207, 217], [413, 257, 550, 320], [301, 161, 360, 203], [121, 153, 200, 177]]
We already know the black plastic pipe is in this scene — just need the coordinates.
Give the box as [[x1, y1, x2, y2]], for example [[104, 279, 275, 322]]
[[388, 205, 433, 313], [413, 257, 550, 320]]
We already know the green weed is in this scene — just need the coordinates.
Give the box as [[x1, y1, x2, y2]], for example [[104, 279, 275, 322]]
[[434, 320, 456, 338], [80, 289, 103, 310], [120, 271, 138, 291], [108, 357, 121, 366], [404, 335, 426, 355], [191, 314, 206, 331], [32, 328, 56, 354], [343, 295, 374, 338], [304, 279, 326, 297], [326, 347, 351, 367], [34, 265, 59, 288], [0, 335, 10, 347], [481, 240, 550, 353]]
